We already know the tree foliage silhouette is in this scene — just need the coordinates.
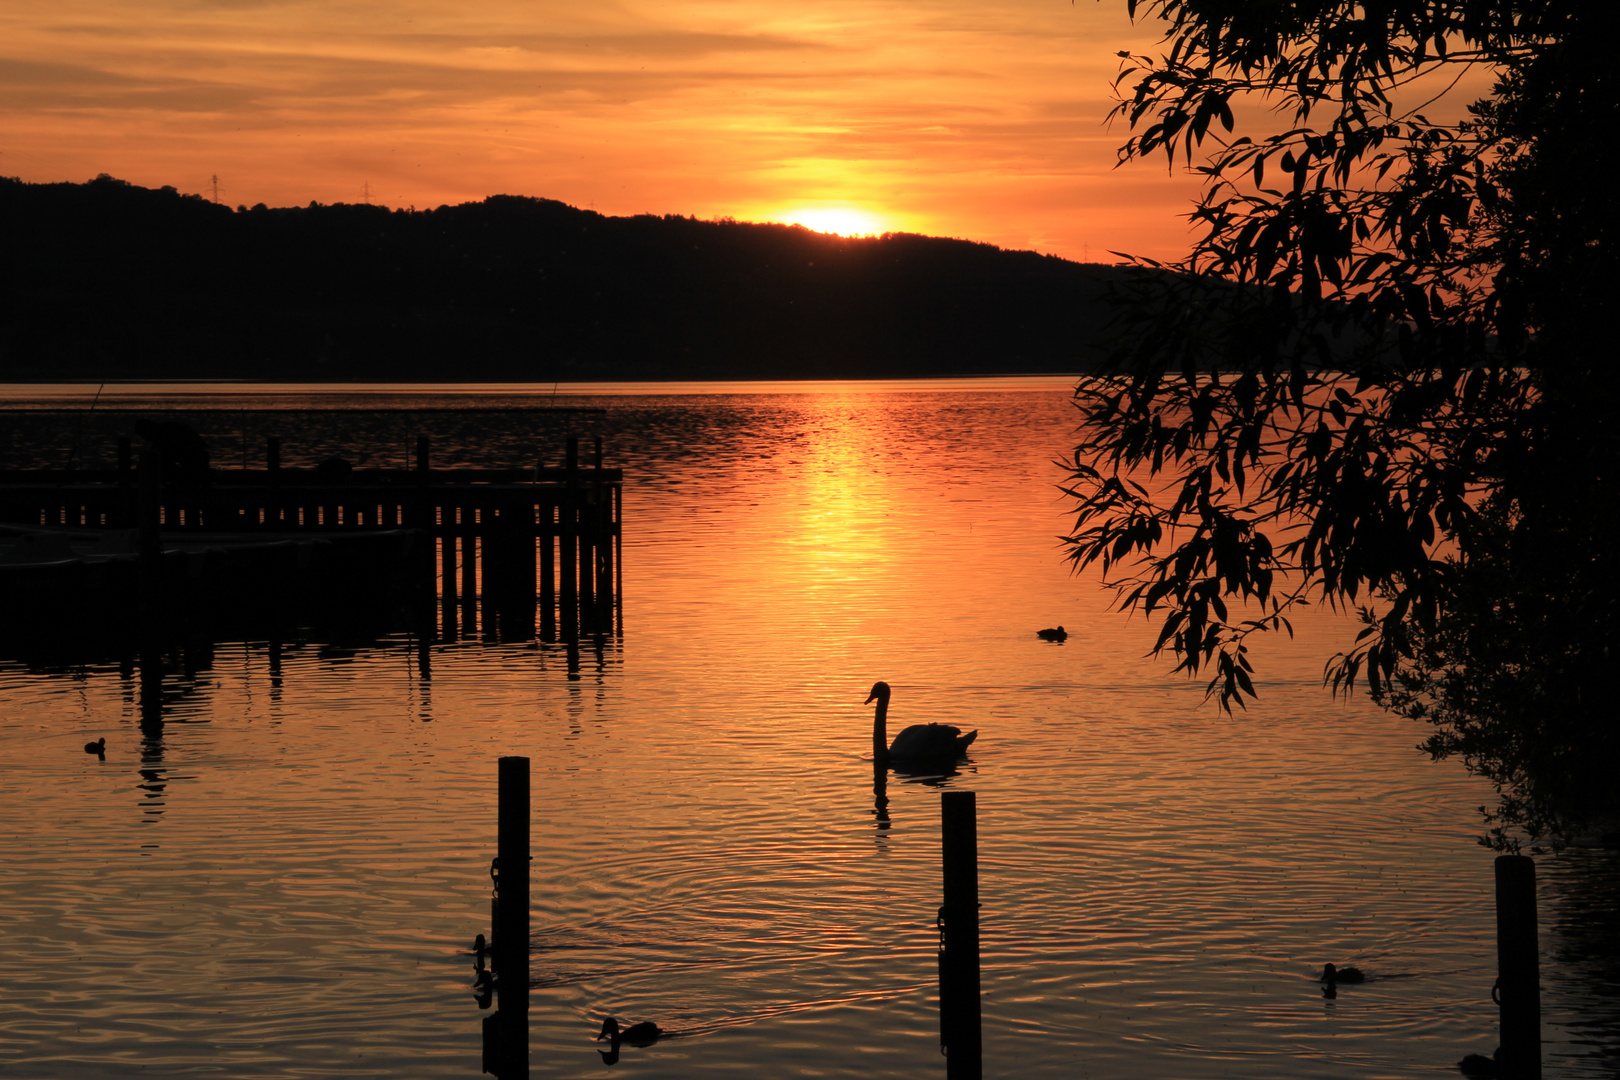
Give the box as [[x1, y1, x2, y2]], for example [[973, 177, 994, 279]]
[[1064, 0, 1618, 847]]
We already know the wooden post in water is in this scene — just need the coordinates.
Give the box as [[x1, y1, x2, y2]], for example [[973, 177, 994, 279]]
[[559, 437, 580, 640], [117, 437, 134, 526], [137, 447, 163, 617], [539, 503, 556, 641], [495, 756, 530, 1078], [441, 530, 459, 636], [590, 438, 610, 629], [461, 508, 478, 631], [940, 790, 982, 1080], [1496, 855, 1541, 1079], [613, 484, 624, 638]]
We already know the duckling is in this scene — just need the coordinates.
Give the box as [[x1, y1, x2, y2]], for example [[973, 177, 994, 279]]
[[1036, 626, 1068, 642], [83, 738, 105, 756], [597, 1017, 662, 1044], [1321, 963, 1365, 984], [1458, 1050, 1501, 1078]]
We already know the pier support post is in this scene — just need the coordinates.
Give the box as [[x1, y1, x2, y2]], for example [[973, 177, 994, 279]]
[[539, 508, 556, 642], [117, 437, 134, 525], [461, 509, 478, 630], [1496, 855, 1541, 1079], [940, 790, 982, 1080], [137, 447, 163, 618], [495, 756, 530, 1078], [560, 437, 579, 640], [440, 531, 459, 640]]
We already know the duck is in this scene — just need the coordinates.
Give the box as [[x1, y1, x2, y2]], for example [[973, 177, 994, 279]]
[[598, 1017, 662, 1044], [1320, 963, 1365, 984], [83, 737, 105, 755], [866, 682, 978, 762], [1036, 626, 1068, 641], [1458, 1050, 1501, 1078]]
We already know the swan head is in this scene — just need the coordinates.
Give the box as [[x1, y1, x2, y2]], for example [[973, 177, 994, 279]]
[[865, 682, 891, 705]]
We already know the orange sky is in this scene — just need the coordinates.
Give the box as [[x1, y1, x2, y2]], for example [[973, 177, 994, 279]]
[[0, 0, 1208, 262]]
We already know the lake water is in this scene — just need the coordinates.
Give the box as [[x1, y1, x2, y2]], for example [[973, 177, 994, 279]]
[[2, 379, 1616, 1079]]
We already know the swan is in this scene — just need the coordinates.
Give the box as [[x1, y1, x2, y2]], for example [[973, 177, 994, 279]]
[[84, 738, 105, 755], [1036, 626, 1068, 641], [866, 682, 977, 762], [598, 1017, 662, 1044]]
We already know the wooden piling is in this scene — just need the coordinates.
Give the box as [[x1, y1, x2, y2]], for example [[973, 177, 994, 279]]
[[539, 508, 556, 641], [137, 447, 162, 617], [559, 438, 580, 640], [940, 790, 982, 1080], [578, 512, 596, 631], [461, 507, 478, 609], [117, 437, 134, 525], [441, 532, 458, 609], [495, 756, 530, 1078], [595, 498, 613, 629], [1495, 855, 1541, 1079]]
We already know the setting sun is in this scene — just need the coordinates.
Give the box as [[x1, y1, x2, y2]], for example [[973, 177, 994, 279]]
[[776, 208, 889, 237]]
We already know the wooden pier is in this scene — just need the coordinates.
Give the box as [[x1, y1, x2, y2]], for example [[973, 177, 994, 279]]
[[0, 435, 621, 641]]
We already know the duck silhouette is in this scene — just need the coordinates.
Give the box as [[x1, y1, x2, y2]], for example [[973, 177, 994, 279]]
[[867, 682, 977, 763], [1458, 1050, 1501, 1077], [598, 1017, 662, 1044], [1036, 626, 1068, 641], [596, 1024, 650, 1069], [1320, 963, 1365, 998], [83, 738, 105, 756]]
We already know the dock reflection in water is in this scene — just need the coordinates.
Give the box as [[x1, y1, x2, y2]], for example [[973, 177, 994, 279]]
[[0, 381, 1617, 1078]]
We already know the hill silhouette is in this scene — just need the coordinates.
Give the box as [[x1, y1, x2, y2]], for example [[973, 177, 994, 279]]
[[0, 174, 1122, 381]]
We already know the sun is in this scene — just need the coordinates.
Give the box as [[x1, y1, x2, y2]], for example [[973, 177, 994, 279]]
[[779, 207, 887, 237]]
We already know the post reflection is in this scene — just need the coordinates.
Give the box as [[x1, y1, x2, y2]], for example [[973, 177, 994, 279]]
[[137, 644, 167, 824]]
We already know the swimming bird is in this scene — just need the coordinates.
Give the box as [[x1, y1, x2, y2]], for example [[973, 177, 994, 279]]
[[1036, 626, 1068, 641], [1458, 1050, 1501, 1078], [866, 682, 977, 762], [1321, 963, 1365, 984], [598, 1017, 662, 1044], [83, 738, 105, 755]]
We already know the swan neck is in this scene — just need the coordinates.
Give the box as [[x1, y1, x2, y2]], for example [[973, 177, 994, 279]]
[[872, 697, 888, 761]]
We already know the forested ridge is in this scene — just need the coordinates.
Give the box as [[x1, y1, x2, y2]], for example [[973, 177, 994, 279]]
[[0, 175, 1119, 381]]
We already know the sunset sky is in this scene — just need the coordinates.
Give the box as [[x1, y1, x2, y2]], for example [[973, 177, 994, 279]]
[[0, 0, 1209, 263]]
